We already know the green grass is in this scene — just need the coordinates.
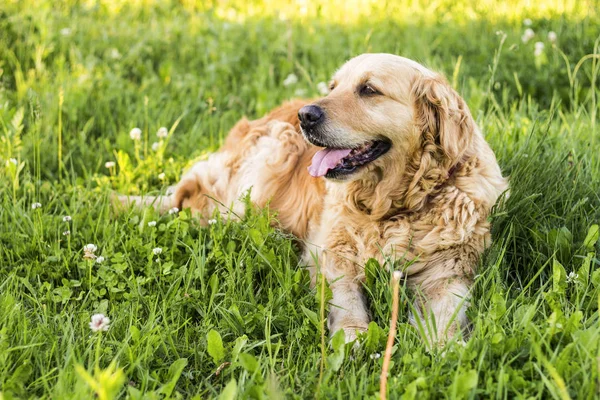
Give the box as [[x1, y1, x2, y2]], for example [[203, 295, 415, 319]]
[[1, 0, 600, 398]]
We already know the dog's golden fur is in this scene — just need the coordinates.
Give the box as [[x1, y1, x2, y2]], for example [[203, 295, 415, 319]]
[[120, 54, 507, 346], [171, 100, 325, 239]]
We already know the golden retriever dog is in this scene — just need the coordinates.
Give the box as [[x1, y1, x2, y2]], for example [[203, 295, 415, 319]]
[[120, 53, 507, 346]]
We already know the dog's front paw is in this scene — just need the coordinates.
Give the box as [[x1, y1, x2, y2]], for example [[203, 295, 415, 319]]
[[328, 311, 369, 344], [340, 326, 367, 344]]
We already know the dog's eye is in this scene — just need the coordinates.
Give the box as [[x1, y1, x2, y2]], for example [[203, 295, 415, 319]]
[[329, 81, 336, 91], [359, 84, 380, 96]]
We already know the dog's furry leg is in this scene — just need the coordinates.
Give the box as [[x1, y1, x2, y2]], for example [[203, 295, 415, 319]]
[[327, 277, 371, 343], [302, 248, 370, 343], [410, 277, 471, 348]]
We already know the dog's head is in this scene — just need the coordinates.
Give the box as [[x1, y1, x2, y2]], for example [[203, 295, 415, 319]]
[[299, 54, 475, 183]]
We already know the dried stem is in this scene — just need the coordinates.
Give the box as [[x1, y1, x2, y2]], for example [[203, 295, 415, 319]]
[[380, 271, 402, 400]]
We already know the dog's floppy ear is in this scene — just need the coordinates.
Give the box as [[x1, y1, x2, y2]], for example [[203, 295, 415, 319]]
[[401, 75, 476, 211], [411, 75, 474, 167]]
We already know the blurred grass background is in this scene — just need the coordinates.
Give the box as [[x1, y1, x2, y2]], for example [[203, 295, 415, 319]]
[[1, 0, 599, 399], [1, 0, 599, 179]]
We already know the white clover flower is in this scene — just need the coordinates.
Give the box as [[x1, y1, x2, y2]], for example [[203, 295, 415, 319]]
[[152, 142, 160, 152], [89, 314, 110, 332], [9, 158, 18, 165], [283, 73, 298, 87], [168, 207, 179, 215], [83, 244, 97, 253], [157, 127, 168, 138], [148, 221, 157, 227], [83, 243, 98, 260], [294, 88, 307, 97], [105, 161, 116, 169], [370, 353, 381, 359], [548, 31, 557, 43], [208, 219, 217, 225], [152, 247, 162, 255], [317, 81, 329, 95], [158, 173, 165, 180], [495, 30, 504, 36], [63, 215, 72, 222], [523, 18, 532, 27], [31, 202, 42, 210], [96, 256, 105, 264], [60, 27, 72, 36], [393, 270, 404, 281], [129, 127, 142, 141], [63, 230, 70, 236], [534, 41, 545, 57], [521, 28, 535, 43], [566, 271, 579, 283]]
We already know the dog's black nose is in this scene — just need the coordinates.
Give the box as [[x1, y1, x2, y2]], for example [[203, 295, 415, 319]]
[[298, 105, 324, 128]]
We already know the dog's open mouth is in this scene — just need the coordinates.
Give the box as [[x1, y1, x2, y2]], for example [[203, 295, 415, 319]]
[[308, 140, 391, 178]]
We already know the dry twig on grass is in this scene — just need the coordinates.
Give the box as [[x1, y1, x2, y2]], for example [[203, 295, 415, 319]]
[[380, 270, 403, 400]]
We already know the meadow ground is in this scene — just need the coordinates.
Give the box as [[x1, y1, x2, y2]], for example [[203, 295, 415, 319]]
[[1, 0, 600, 398]]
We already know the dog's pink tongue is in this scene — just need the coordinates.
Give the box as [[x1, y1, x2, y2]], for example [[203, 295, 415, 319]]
[[308, 148, 352, 177]]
